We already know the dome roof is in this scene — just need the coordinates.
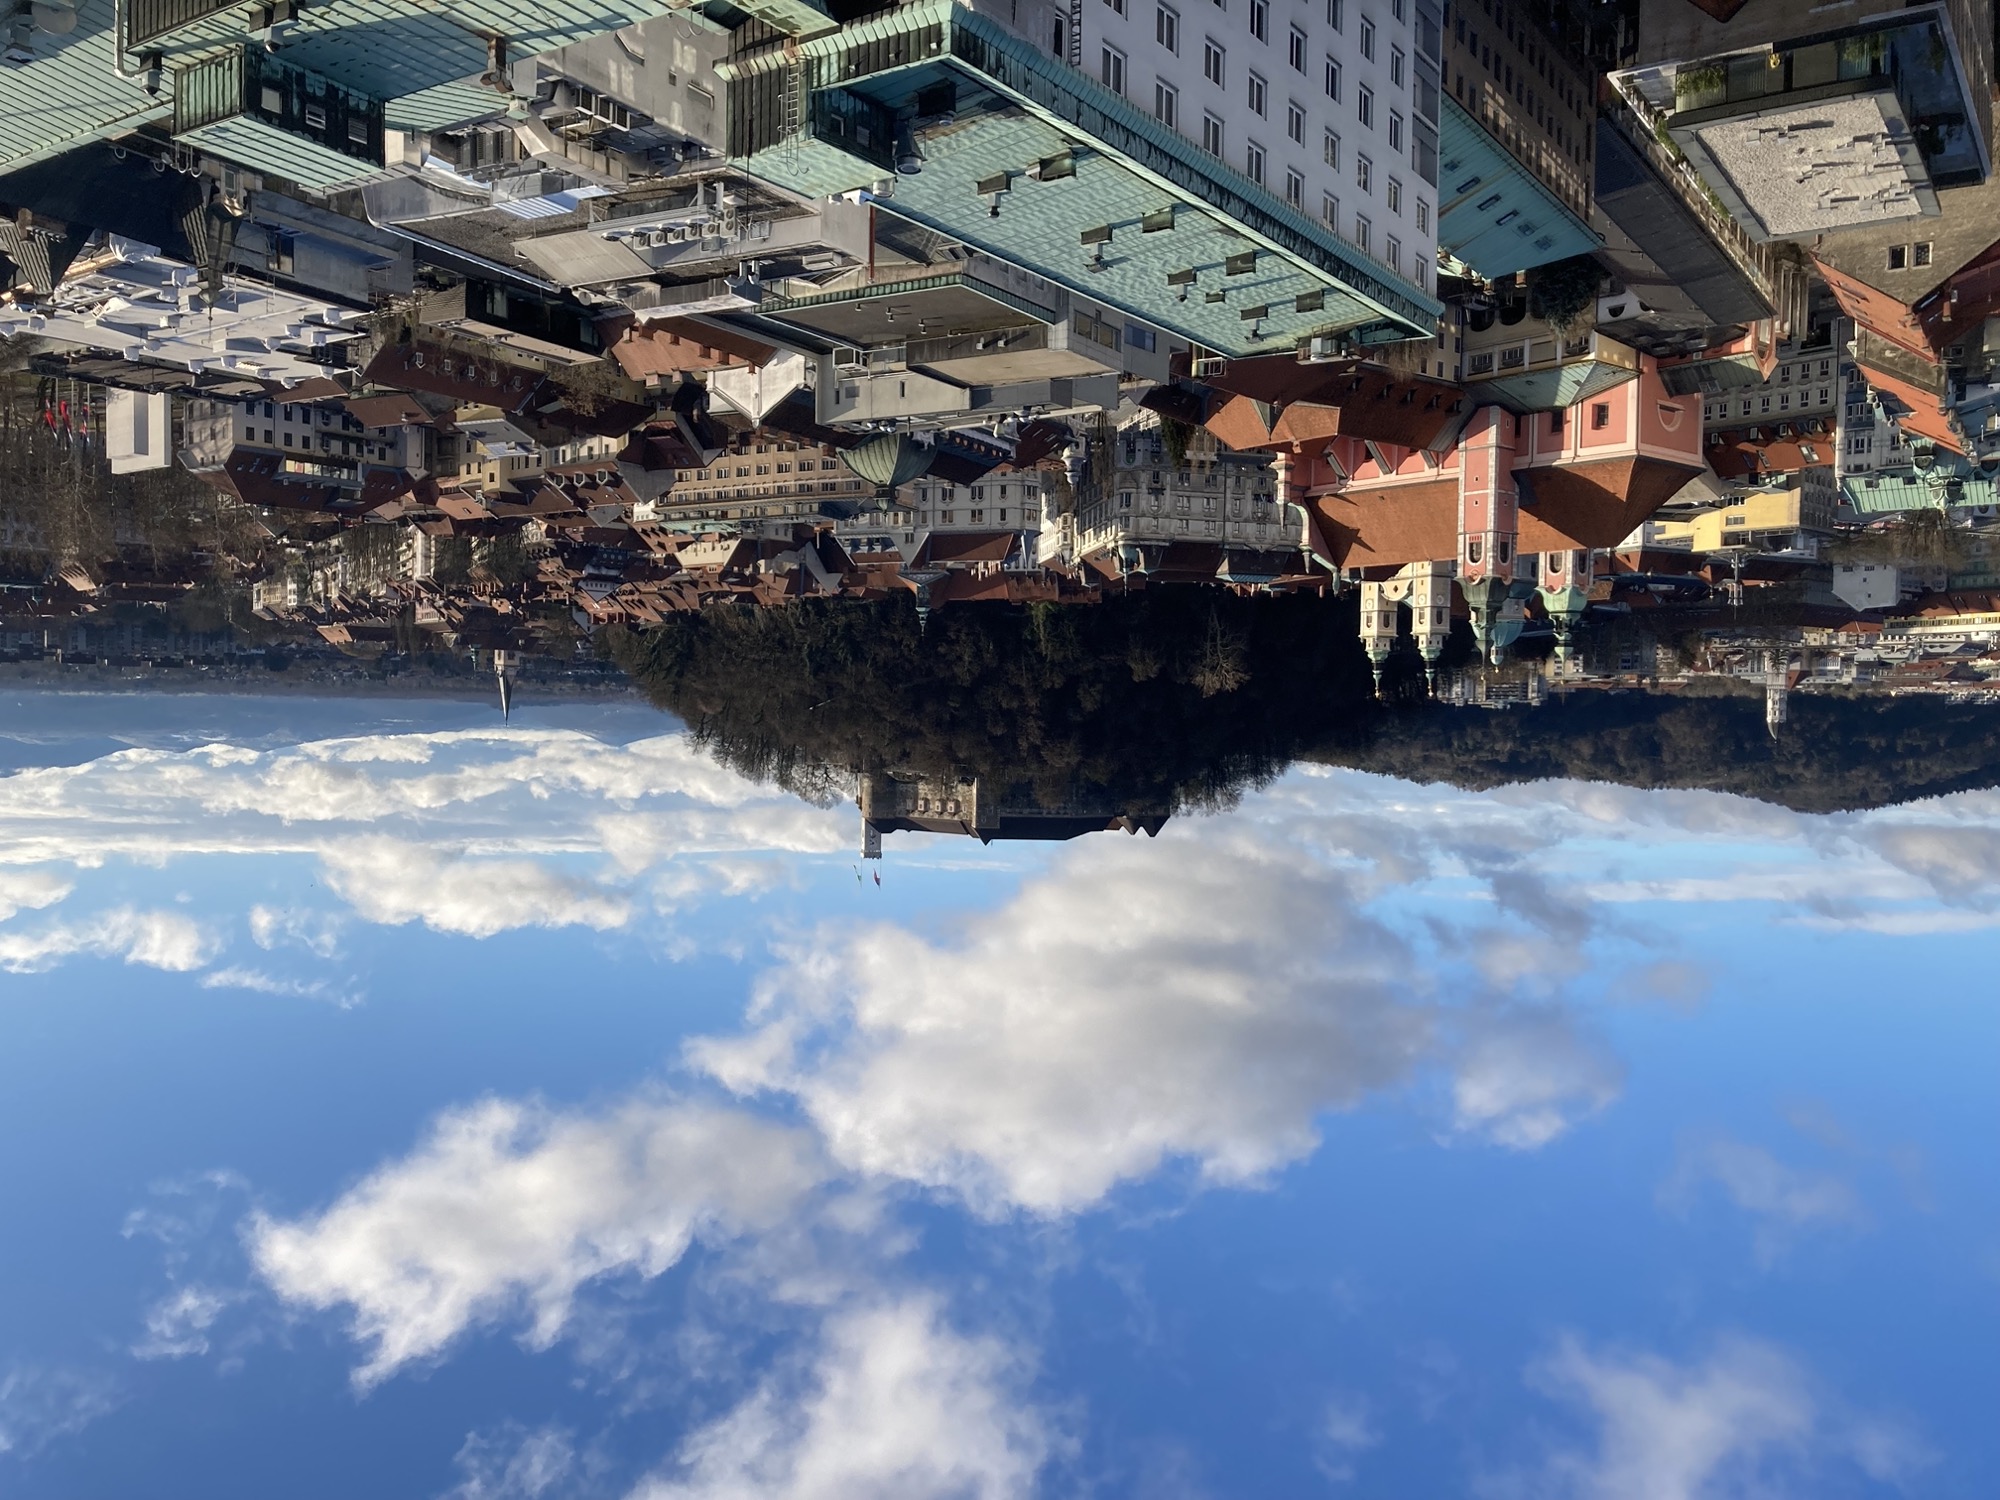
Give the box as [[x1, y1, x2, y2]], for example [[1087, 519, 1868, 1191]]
[[842, 432, 936, 493]]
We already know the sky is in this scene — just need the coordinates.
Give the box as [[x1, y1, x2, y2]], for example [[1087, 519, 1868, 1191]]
[[0, 687, 1994, 1500]]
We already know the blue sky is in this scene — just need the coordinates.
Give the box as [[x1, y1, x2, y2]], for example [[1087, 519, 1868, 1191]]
[[0, 690, 1994, 1499]]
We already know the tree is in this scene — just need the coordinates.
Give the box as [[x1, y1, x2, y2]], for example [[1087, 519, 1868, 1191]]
[[1527, 255, 1604, 336]]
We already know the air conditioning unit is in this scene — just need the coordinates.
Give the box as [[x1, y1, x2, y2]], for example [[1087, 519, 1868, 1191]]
[[833, 348, 863, 368]]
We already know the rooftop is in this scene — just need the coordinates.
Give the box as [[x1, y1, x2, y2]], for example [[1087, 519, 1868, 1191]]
[[716, 2, 1439, 359]]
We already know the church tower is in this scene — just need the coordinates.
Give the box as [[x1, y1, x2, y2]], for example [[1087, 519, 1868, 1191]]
[[1407, 561, 1453, 693], [1764, 648, 1790, 738], [1537, 549, 1592, 676], [1359, 578, 1400, 697], [1456, 408, 1523, 665]]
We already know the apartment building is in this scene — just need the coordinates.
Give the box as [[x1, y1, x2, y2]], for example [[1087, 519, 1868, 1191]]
[[656, 437, 874, 526], [1436, 0, 1600, 277], [1700, 343, 1840, 431], [974, 0, 1442, 290], [907, 472, 1053, 533]]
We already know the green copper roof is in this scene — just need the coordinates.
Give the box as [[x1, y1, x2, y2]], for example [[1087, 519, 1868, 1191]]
[[1437, 96, 1600, 280], [1467, 358, 1638, 414], [384, 80, 510, 132], [1843, 466, 1999, 514], [718, 1, 1439, 358], [0, 0, 171, 174], [178, 117, 387, 190]]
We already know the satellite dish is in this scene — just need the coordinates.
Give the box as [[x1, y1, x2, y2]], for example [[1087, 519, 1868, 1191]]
[[31, 1, 79, 33]]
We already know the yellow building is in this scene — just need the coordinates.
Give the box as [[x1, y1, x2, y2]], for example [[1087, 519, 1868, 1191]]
[[1647, 483, 1836, 553]]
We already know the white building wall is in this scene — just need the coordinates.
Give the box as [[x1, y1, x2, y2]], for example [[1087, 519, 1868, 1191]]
[[1702, 343, 1841, 431], [974, 0, 1438, 291], [104, 390, 172, 474], [1831, 563, 1901, 612]]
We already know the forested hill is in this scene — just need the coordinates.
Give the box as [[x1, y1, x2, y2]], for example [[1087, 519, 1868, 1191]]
[[607, 589, 1381, 813], [607, 595, 2000, 815], [1319, 690, 2000, 813]]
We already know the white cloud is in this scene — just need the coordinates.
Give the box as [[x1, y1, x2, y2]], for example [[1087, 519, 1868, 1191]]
[[1520, 1333, 1932, 1500], [1312, 1392, 1380, 1484], [629, 1296, 1051, 1500], [319, 838, 632, 938], [132, 1285, 240, 1360], [0, 728, 850, 942], [1658, 1134, 1865, 1265], [695, 826, 1433, 1216], [1864, 824, 2000, 900], [447, 1423, 579, 1500], [249, 904, 343, 958], [1449, 1010, 1623, 1150], [249, 1097, 827, 1388], [0, 906, 217, 974], [0, 1365, 119, 1458], [200, 966, 360, 1007], [0, 869, 71, 922]]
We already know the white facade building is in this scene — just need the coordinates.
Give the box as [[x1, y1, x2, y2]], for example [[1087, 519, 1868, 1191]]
[[1702, 341, 1841, 431], [975, 0, 1440, 291], [906, 471, 1053, 534], [1042, 416, 1286, 565], [1831, 562, 1905, 613], [1836, 369, 1915, 482]]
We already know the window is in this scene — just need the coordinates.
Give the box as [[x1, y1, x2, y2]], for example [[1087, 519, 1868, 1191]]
[[1358, 84, 1373, 127], [1288, 25, 1306, 71], [1390, 46, 1404, 86], [1913, 241, 1933, 268], [1324, 56, 1341, 100], [1323, 193, 1340, 228], [1204, 38, 1225, 84], [1245, 140, 1265, 185], [1104, 0, 1124, 11], [1385, 235, 1400, 270], [1390, 0, 1403, 18], [1359, 16, 1374, 59], [1101, 45, 1125, 93], [1550, 408, 1565, 434], [1355, 153, 1371, 191], [1323, 129, 1340, 168], [1155, 80, 1179, 127], [1285, 168, 1304, 206], [1888, 245, 1907, 270], [1388, 111, 1402, 150], [1590, 402, 1610, 429], [1156, 4, 1179, 51], [1355, 215, 1370, 252], [1415, 198, 1429, 232], [1327, 0, 1342, 28], [1287, 102, 1305, 143], [1387, 176, 1402, 213], [1247, 71, 1266, 115], [1203, 112, 1224, 154], [1248, 0, 1266, 38]]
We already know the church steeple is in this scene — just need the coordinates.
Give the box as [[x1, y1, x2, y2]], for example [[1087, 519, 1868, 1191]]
[[1455, 409, 1523, 666], [493, 649, 515, 721], [1359, 579, 1399, 697], [1536, 549, 1593, 676]]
